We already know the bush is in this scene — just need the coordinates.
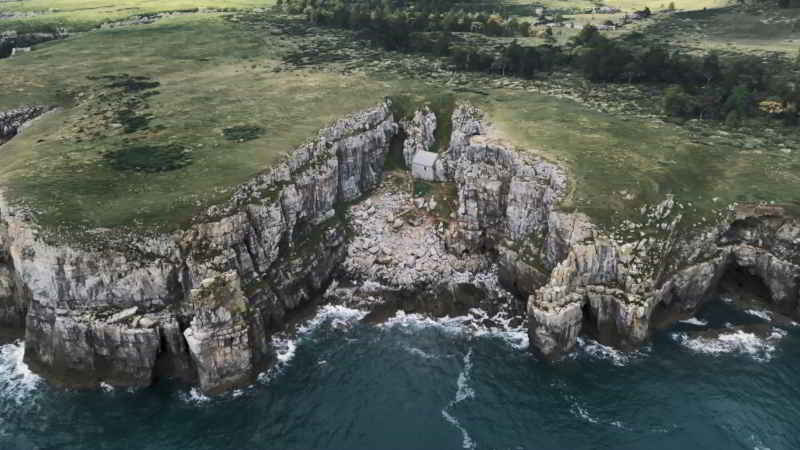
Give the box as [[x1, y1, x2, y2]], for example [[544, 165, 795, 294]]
[[664, 86, 698, 118], [223, 125, 265, 142], [105, 144, 192, 173]]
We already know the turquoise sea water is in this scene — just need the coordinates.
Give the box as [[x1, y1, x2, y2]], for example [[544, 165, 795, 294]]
[[1, 296, 799, 450]]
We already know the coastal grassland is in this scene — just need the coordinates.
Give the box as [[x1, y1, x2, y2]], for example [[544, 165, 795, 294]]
[[600, 0, 727, 11], [384, 76, 799, 229], [474, 90, 800, 227], [0, 13, 390, 230], [0, 0, 274, 32], [503, 0, 726, 14], [643, 6, 800, 56]]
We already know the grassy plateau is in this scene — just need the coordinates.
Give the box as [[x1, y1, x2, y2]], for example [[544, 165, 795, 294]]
[[1, 0, 798, 237]]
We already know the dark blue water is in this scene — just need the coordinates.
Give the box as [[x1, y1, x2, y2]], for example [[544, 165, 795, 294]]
[[1, 299, 799, 450]]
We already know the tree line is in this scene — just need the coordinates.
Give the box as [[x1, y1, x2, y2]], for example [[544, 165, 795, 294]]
[[276, 0, 800, 126]]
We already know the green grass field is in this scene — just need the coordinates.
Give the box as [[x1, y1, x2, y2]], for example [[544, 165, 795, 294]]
[[475, 91, 800, 227], [0, 0, 274, 32], [643, 5, 800, 57], [0, 13, 390, 230], [1, 0, 797, 236]]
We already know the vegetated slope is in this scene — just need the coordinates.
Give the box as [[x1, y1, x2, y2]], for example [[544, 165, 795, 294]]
[[0, 12, 390, 230], [1, 3, 797, 237], [0, 0, 274, 32]]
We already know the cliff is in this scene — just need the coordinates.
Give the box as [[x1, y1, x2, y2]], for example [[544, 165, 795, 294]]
[[1, 100, 797, 394], [0, 103, 397, 393], [400, 104, 800, 360]]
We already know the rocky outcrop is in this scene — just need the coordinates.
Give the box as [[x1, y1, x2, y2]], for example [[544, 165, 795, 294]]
[[0, 30, 66, 59], [1, 96, 797, 392], [401, 106, 437, 168], [183, 272, 254, 394], [435, 105, 568, 295], [0, 106, 47, 144], [527, 202, 800, 359], [0, 102, 397, 392], [402, 103, 799, 361]]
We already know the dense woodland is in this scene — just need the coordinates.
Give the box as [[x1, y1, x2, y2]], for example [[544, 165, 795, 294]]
[[278, 0, 800, 126]]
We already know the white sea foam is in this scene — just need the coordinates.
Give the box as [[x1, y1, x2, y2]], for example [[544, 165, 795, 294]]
[[381, 305, 528, 351], [259, 304, 368, 383], [405, 346, 436, 359], [297, 304, 368, 334], [441, 349, 477, 450], [744, 309, 772, 322], [0, 341, 41, 405], [679, 317, 709, 326], [179, 387, 210, 404], [672, 328, 787, 362], [574, 337, 647, 367], [571, 403, 600, 424]]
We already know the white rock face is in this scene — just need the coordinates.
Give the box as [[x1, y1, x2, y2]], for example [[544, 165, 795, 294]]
[[402, 106, 437, 168], [1, 99, 798, 392], [0, 102, 398, 393]]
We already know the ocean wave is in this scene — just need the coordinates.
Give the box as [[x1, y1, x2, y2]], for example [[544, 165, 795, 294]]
[[571, 402, 599, 424], [744, 309, 772, 322], [0, 341, 41, 405], [260, 304, 368, 384], [574, 337, 648, 367], [179, 387, 211, 404], [380, 306, 528, 351], [679, 317, 709, 327], [441, 348, 477, 450], [404, 346, 436, 359], [672, 328, 787, 362]]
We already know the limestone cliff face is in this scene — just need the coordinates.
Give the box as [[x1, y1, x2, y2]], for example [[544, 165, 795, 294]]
[[419, 104, 800, 360], [1, 98, 797, 392], [401, 106, 437, 169], [0, 102, 397, 392], [527, 203, 800, 359]]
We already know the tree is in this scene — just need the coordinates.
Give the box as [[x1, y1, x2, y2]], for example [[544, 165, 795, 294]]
[[544, 26, 556, 45], [579, 41, 633, 82], [433, 31, 452, 56], [664, 86, 698, 118], [572, 24, 604, 47], [701, 52, 721, 86]]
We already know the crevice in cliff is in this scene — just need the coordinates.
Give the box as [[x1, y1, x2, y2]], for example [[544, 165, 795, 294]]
[[580, 301, 599, 341], [385, 128, 408, 171], [717, 261, 774, 307]]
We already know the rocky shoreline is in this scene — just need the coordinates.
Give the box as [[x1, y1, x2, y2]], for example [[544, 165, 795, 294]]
[[0, 100, 798, 394]]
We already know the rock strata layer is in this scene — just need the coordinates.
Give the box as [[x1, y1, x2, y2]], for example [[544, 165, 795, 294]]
[[0, 100, 797, 394], [0, 102, 397, 392]]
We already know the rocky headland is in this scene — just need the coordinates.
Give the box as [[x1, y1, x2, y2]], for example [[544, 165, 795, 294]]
[[0, 100, 798, 394]]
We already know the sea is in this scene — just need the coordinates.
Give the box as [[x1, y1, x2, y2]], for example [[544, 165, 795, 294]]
[[1, 294, 799, 450]]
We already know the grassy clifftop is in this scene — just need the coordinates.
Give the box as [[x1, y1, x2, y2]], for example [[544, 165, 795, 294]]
[[1, 1, 797, 236], [0, 12, 390, 230]]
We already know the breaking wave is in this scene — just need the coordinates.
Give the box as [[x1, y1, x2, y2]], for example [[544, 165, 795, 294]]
[[679, 317, 709, 326], [260, 305, 368, 383], [380, 306, 528, 351], [179, 387, 211, 404], [744, 309, 772, 322], [574, 337, 649, 367], [0, 341, 41, 405], [672, 328, 787, 362]]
